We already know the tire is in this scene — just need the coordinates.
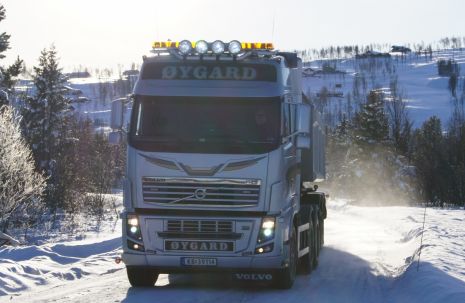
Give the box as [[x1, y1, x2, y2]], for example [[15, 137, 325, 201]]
[[319, 218, 325, 246], [127, 267, 159, 287], [314, 218, 320, 256], [312, 220, 319, 268], [299, 221, 314, 275], [274, 226, 297, 289]]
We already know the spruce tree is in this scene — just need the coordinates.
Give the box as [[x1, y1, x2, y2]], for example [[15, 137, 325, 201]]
[[22, 47, 71, 211], [353, 90, 389, 143], [413, 117, 449, 206], [0, 4, 23, 106]]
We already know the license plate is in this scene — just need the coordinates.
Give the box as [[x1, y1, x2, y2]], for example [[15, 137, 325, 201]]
[[181, 257, 217, 267]]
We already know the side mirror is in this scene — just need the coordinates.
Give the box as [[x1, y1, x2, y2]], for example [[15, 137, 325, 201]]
[[297, 103, 311, 134], [296, 134, 310, 149], [296, 103, 311, 149], [109, 131, 122, 145], [111, 99, 124, 129]]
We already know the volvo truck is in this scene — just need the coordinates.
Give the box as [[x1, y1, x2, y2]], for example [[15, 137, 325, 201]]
[[110, 40, 327, 289]]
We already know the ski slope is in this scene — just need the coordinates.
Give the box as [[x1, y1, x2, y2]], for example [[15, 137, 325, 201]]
[[1, 199, 464, 303]]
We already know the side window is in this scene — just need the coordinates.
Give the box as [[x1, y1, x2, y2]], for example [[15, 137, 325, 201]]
[[282, 103, 291, 138]]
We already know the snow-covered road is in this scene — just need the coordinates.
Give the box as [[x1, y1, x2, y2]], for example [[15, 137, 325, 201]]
[[2, 200, 465, 303]]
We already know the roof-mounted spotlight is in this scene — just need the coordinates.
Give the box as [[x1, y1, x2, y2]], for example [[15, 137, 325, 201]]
[[195, 40, 209, 54], [211, 40, 225, 54], [228, 40, 242, 55], [178, 40, 193, 55]]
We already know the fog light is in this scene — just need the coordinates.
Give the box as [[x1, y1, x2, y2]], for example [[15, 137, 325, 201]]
[[255, 243, 274, 254], [228, 40, 242, 54], [211, 40, 225, 54], [195, 40, 209, 54], [178, 40, 193, 55], [127, 239, 144, 252]]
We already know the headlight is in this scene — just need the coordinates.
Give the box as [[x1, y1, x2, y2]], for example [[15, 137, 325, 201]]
[[228, 40, 242, 54], [178, 40, 193, 55], [128, 217, 138, 226], [127, 214, 142, 241], [211, 40, 225, 54], [195, 40, 209, 54], [257, 217, 275, 244]]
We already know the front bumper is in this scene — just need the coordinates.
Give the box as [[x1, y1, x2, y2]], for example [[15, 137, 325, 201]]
[[122, 252, 286, 272]]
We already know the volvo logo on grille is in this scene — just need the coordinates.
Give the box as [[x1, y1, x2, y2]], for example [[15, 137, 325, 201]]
[[194, 188, 207, 200]]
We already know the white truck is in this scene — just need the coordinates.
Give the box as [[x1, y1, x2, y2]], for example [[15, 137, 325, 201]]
[[110, 40, 327, 289]]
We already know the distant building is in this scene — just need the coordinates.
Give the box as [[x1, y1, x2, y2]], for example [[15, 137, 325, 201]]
[[63, 85, 83, 96], [356, 50, 391, 59], [391, 46, 412, 53], [64, 71, 91, 79]]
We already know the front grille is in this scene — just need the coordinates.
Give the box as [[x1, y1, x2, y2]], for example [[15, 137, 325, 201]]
[[166, 220, 233, 233], [142, 177, 261, 206]]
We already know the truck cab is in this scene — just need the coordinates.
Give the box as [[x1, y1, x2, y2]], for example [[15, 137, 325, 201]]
[[110, 40, 326, 289]]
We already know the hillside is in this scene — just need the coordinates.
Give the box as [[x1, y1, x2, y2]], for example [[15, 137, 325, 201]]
[[303, 49, 465, 128]]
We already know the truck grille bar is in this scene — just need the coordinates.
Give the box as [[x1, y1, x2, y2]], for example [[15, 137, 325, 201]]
[[167, 220, 233, 233], [159, 219, 239, 239], [142, 177, 261, 206]]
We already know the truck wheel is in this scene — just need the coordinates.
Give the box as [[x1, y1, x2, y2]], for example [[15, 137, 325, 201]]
[[274, 226, 297, 289], [127, 267, 158, 287], [312, 221, 319, 268], [299, 221, 314, 275], [320, 219, 325, 246], [314, 219, 321, 257]]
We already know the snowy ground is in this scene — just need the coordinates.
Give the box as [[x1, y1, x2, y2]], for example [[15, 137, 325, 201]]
[[1, 198, 464, 303]]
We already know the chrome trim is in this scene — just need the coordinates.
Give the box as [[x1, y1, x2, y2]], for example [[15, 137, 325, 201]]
[[223, 156, 266, 172], [142, 177, 261, 207], [139, 154, 180, 171], [143, 177, 261, 186]]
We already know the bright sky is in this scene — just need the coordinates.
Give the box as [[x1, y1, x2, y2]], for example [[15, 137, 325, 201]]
[[2, 0, 465, 71]]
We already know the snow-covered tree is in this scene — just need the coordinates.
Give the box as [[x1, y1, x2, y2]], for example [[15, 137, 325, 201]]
[[0, 106, 46, 232], [22, 47, 72, 211], [0, 4, 23, 106], [353, 90, 389, 143]]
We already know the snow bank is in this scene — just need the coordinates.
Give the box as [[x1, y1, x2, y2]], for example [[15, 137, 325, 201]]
[[0, 233, 121, 297], [1, 199, 464, 302]]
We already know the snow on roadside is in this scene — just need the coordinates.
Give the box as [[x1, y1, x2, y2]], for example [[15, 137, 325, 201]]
[[0, 194, 123, 298], [1, 199, 464, 303], [325, 199, 465, 303], [0, 236, 121, 297]]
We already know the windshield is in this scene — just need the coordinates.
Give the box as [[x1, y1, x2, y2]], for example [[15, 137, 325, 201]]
[[129, 95, 281, 154]]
